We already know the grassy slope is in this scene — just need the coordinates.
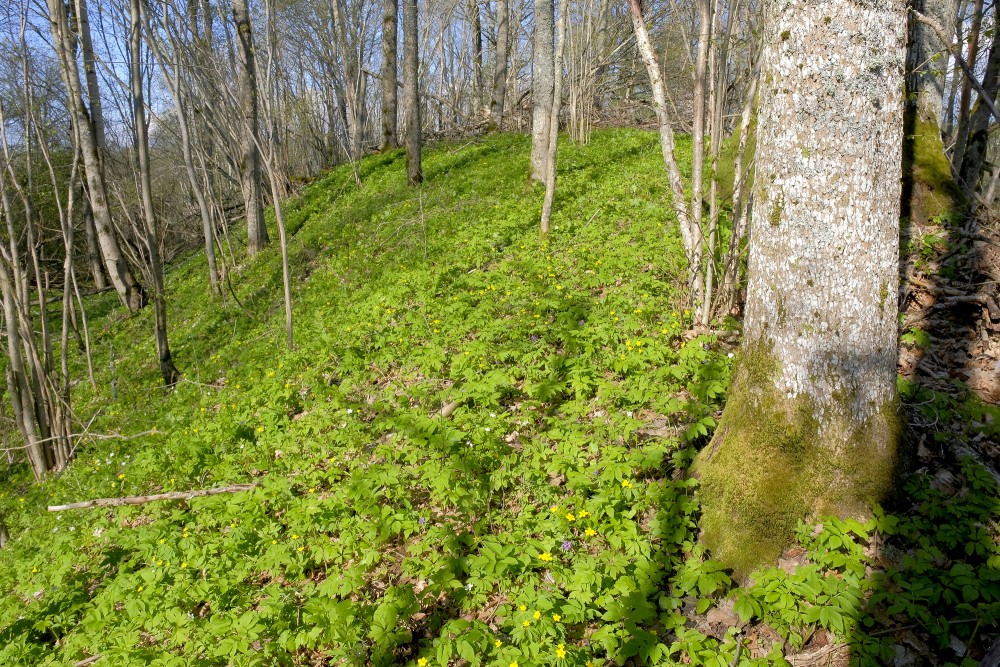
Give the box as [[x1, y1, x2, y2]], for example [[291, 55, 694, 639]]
[[0, 131, 733, 666], [2, 131, 998, 667]]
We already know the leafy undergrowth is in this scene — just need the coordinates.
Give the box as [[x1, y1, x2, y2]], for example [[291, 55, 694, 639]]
[[0, 131, 997, 667]]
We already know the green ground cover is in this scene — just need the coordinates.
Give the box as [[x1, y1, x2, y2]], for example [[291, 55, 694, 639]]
[[0, 131, 997, 667]]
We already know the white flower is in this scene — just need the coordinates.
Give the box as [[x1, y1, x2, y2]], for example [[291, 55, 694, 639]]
[[727, 352, 735, 358], [484, 427, 491, 433], [346, 408, 353, 414], [490, 413, 496, 418]]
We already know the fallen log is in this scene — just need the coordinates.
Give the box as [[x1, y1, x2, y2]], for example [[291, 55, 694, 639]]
[[48, 484, 256, 512]]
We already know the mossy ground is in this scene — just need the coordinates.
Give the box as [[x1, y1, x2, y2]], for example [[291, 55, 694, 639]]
[[694, 346, 901, 579]]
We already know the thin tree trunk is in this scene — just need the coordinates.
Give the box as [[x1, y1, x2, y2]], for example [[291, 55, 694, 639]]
[[233, 0, 270, 255], [690, 0, 711, 318], [81, 201, 106, 289], [469, 0, 484, 117], [132, 0, 180, 386], [957, 13, 1000, 199], [953, 0, 985, 168], [717, 76, 757, 318], [74, 0, 108, 153], [540, 0, 569, 234], [382, 0, 399, 148], [530, 0, 555, 181], [626, 0, 695, 271], [403, 0, 422, 185], [47, 0, 147, 313], [490, 0, 510, 128]]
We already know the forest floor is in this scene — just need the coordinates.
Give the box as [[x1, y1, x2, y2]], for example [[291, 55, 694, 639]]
[[0, 131, 998, 667]]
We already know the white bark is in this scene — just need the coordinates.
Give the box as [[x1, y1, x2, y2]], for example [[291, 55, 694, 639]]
[[745, 0, 905, 421]]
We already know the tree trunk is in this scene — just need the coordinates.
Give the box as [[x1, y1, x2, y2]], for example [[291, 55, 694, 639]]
[[402, 0, 422, 185], [233, 0, 269, 255], [909, 0, 957, 129], [957, 15, 1000, 199], [132, 0, 180, 386], [47, 0, 146, 313], [382, 0, 399, 148], [530, 0, 555, 181], [540, 0, 569, 233], [81, 200, 107, 290], [695, 0, 906, 578], [626, 0, 696, 278], [490, 0, 510, 129], [689, 0, 711, 318], [73, 0, 108, 153], [470, 0, 484, 117], [952, 0, 985, 169]]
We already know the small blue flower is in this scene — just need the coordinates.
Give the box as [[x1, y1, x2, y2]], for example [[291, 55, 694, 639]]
[[418, 516, 426, 525], [561, 540, 573, 551]]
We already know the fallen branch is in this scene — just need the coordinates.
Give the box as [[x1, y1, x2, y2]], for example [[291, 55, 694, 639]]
[[73, 655, 101, 667], [48, 484, 256, 512]]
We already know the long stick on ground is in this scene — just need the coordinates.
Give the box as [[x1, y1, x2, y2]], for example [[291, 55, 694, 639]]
[[48, 484, 256, 512]]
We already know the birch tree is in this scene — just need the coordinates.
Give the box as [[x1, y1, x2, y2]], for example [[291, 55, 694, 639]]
[[530, 0, 555, 181], [695, 0, 907, 576]]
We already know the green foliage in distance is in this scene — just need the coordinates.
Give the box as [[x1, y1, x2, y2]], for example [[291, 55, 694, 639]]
[[0, 131, 996, 667]]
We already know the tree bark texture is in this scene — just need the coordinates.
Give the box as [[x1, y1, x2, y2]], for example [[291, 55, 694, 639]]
[[403, 0, 422, 185], [490, 0, 510, 128], [382, 0, 399, 148], [47, 0, 146, 313], [695, 0, 906, 577], [233, 0, 269, 255], [530, 0, 555, 181]]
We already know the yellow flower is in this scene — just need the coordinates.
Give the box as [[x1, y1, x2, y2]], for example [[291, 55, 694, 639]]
[[31, 567, 38, 573], [539, 552, 553, 562], [159, 539, 165, 544], [557, 644, 566, 658], [297, 546, 305, 552], [418, 659, 429, 667], [533, 610, 541, 620], [495, 640, 502, 648], [137, 586, 144, 592], [621, 480, 632, 489], [522, 620, 531, 627], [519, 604, 527, 611], [578, 510, 589, 518], [552, 614, 561, 622], [565, 513, 575, 522], [117, 473, 125, 480], [585, 528, 597, 537], [510, 662, 519, 667], [309, 488, 315, 493], [181, 562, 187, 568], [292, 534, 300, 540]]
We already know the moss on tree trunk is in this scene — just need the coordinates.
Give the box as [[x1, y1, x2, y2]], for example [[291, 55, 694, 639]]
[[694, 345, 902, 579]]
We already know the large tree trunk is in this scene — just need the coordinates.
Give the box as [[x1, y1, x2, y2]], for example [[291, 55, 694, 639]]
[[233, 0, 269, 255], [402, 0, 422, 185], [695, 0, 906, 577], [490, 0, 510, 129], [530, 0, 555, 181], [132, 0, 180, 387], [382, 0, 399, 149], [47, 0, 146, 313]]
